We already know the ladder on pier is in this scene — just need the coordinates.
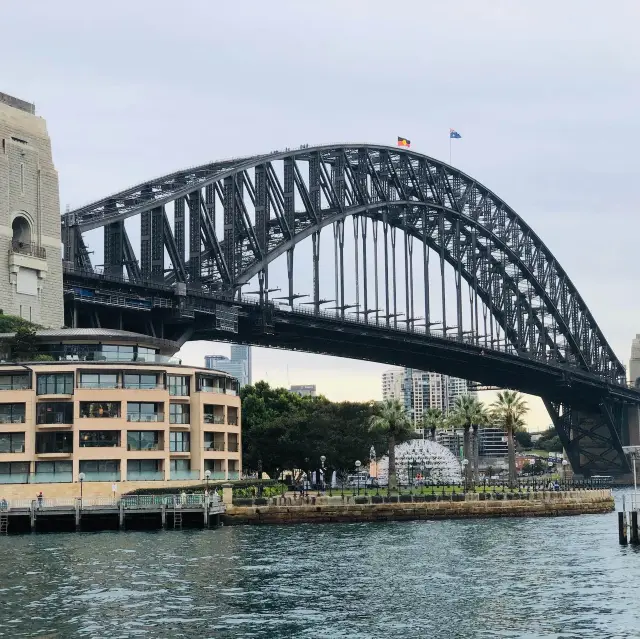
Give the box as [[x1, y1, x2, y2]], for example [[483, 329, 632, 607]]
[[173, 506, 182, 530], [0, 511, 8, 535]]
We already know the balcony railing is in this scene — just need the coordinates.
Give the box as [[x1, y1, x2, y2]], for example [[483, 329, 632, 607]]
[[123, 383, 165, 391], [10, 240, 46, 259], [32, 472, 73, 483], [52, 352, 181, 365], [169, 414, 190, 424], [37, 414, 73, 425], [228, 443, 239, 453], [204, 443, 225, 452], [80, 471, 121, 482], [78, 382, 120, 390], [225, 389, 238, 396], [170, 470, 200, 481], [168, 386, 189, 397], [0, 382, 30, 391], [228, 471, 240, 480], [204, 414, 225, 424], [0, 473, 29, 484], [199, 386, 224, 394], [127, 414, 164, 423], [0, 415, 25, 424], [127, 471, 164, 481], [208, 471, 226, 480], [227, 416, 238, 426], [127, 444, 161, 452]]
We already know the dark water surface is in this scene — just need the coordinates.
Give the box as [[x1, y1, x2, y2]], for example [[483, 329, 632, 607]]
[[1, 493, 639, 638]]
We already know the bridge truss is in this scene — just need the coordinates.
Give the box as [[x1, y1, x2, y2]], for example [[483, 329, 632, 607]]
[[61, 144, 639, 476]]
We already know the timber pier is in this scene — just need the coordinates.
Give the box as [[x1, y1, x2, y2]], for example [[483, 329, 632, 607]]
[[0, 494, 225, 534]]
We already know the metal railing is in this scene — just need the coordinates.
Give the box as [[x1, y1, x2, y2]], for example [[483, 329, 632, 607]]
[[49, 352, 181, 365], [204, 414, 225, 424], [0, 415, 25, 424], [204, 443, 225, 451], [2, 493, 222, 510], [10, 240, 46, 259]]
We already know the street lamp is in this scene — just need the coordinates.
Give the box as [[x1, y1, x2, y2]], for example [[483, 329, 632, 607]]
[[561, 459, 568, 483], [355, 460, 362, 495], [461, 459, 469, 491], [205, 469, 211, 491], [622, 446, 640, 493], [78, 472, 85, 506], [320, 455, 326, 492]]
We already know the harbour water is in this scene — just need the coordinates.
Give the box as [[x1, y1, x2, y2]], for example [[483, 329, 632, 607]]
[[1, 491, 638, 638]]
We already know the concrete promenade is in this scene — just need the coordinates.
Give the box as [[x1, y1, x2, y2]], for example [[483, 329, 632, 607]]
[[1, 493, 225, 534]]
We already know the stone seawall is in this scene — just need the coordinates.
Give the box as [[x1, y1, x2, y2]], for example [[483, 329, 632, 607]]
[[222, 490, 614, 525]]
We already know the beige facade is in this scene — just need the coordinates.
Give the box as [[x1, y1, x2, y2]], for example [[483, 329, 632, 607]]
[[0, 330, 242, 498], [0, 92, 63, 328]]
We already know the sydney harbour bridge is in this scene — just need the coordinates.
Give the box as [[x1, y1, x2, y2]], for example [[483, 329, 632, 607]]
[[60, 144, 640, 477]]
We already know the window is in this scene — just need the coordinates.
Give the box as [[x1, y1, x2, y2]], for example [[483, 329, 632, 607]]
[[0, 373, 30, 391], [79, 402, 120, 418], [36, 402, 73, 425], [197, 375, 225, 393], [123, 373, 160, 390], [79, 460, 120, 474], [101, 344, 134, 361], [228, 434, 239, 453], [226, 379, 239, 396], [79, 431, 121, 448], [36, 373, 73, 395], [35, 461, 72, 475], [127, 402, 163, 422], [204, 432, 225, 451], [169, 431, 190, 452], [170, 459, 190, 472], [204, 405, 225, 424], [0, 462, 29, 476], [204, 459, 224, 472], [127, 431, 161, 451], [0, 403, 25, 424], [127, 459, 162, 478], [169, 403, 190, 424], [35, 431, 73, 454], [0, 432, 25, 453], [78, 372, 118, 389], [168, 375, 189, 396], [227, 407, 239, 426]]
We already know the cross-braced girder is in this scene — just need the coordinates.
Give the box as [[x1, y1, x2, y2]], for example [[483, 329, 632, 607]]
[[61, 143, 636, 475]]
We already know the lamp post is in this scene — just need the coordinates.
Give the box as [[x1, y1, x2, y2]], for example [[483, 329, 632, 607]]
[[205, 468, 211, 491], [355, 460, 362, 495], [461, 459, 469, 492], [78, 472, 85, 507], [623, 446, 640, 493], [561, 459, 568, 485], [320, 455, 326, 493]]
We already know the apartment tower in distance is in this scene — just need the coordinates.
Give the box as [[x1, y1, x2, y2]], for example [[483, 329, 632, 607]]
[[0, 92, 63, 327]]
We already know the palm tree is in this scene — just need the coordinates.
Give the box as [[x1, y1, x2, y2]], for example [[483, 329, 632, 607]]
[[420, 407, 445, 441], [448, 395, 488, 484], [369, 399, 413, 490], [491, 390, 529, 487]]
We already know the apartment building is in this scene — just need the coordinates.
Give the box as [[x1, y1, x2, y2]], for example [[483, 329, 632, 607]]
[[0, 329, 242, 490]]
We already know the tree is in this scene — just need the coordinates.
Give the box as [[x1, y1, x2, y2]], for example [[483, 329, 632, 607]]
[[8, 325, 39, 360], [420, 407, 444, 441], [448, 395, 488, 483], [369, 399, 413, 490], [514, 430, 533, 450], [491, 390, 529, 487], [536, 428, 563, 453]]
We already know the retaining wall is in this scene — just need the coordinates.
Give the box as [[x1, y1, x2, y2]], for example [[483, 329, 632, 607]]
[[223, 490, 614, 525]]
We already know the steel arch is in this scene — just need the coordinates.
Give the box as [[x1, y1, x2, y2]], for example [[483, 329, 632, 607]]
[[61, 143, 636, 475]]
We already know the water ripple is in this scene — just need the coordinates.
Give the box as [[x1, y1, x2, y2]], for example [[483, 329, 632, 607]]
[[0, 492, 639, 637]]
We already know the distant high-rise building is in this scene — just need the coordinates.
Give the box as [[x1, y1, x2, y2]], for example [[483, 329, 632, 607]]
[[205, 345, 252, 388], [290, 384, 316, 397], [381, 368, 476, 426]]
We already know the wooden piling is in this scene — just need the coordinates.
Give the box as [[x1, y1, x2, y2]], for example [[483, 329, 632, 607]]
[[619, 511, 628, 545]]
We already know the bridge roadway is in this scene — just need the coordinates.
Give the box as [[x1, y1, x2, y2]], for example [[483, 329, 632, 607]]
[[1, 493, 225, 533]]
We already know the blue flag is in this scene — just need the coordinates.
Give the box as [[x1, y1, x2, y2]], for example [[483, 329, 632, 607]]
[[449, 129, 462, 139]]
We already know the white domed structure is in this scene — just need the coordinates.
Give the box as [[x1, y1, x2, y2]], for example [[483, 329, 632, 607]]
[[376, 439, 463, 485]]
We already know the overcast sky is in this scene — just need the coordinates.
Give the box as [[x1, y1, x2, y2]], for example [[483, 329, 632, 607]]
[[3, 0, 639, 429]]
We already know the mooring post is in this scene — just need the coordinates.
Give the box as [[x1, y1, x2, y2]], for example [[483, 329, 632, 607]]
[[619, 511, 628, 545], [161, 504, 166, 529], [119, 501, 125, 531], [631, 511, 639, 545], [30, 501, 36, 533], [75, 500, 81, 531], [203, 500, 209, 528]]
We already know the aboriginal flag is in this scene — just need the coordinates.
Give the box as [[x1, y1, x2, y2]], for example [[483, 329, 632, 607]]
[[397, 137, 410, 148]]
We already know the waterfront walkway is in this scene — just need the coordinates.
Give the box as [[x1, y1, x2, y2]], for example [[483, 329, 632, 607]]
[[0, 493, 225, 534]]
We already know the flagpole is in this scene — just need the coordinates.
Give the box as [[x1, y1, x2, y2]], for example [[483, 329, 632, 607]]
[[449, 133, 452, 165]]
